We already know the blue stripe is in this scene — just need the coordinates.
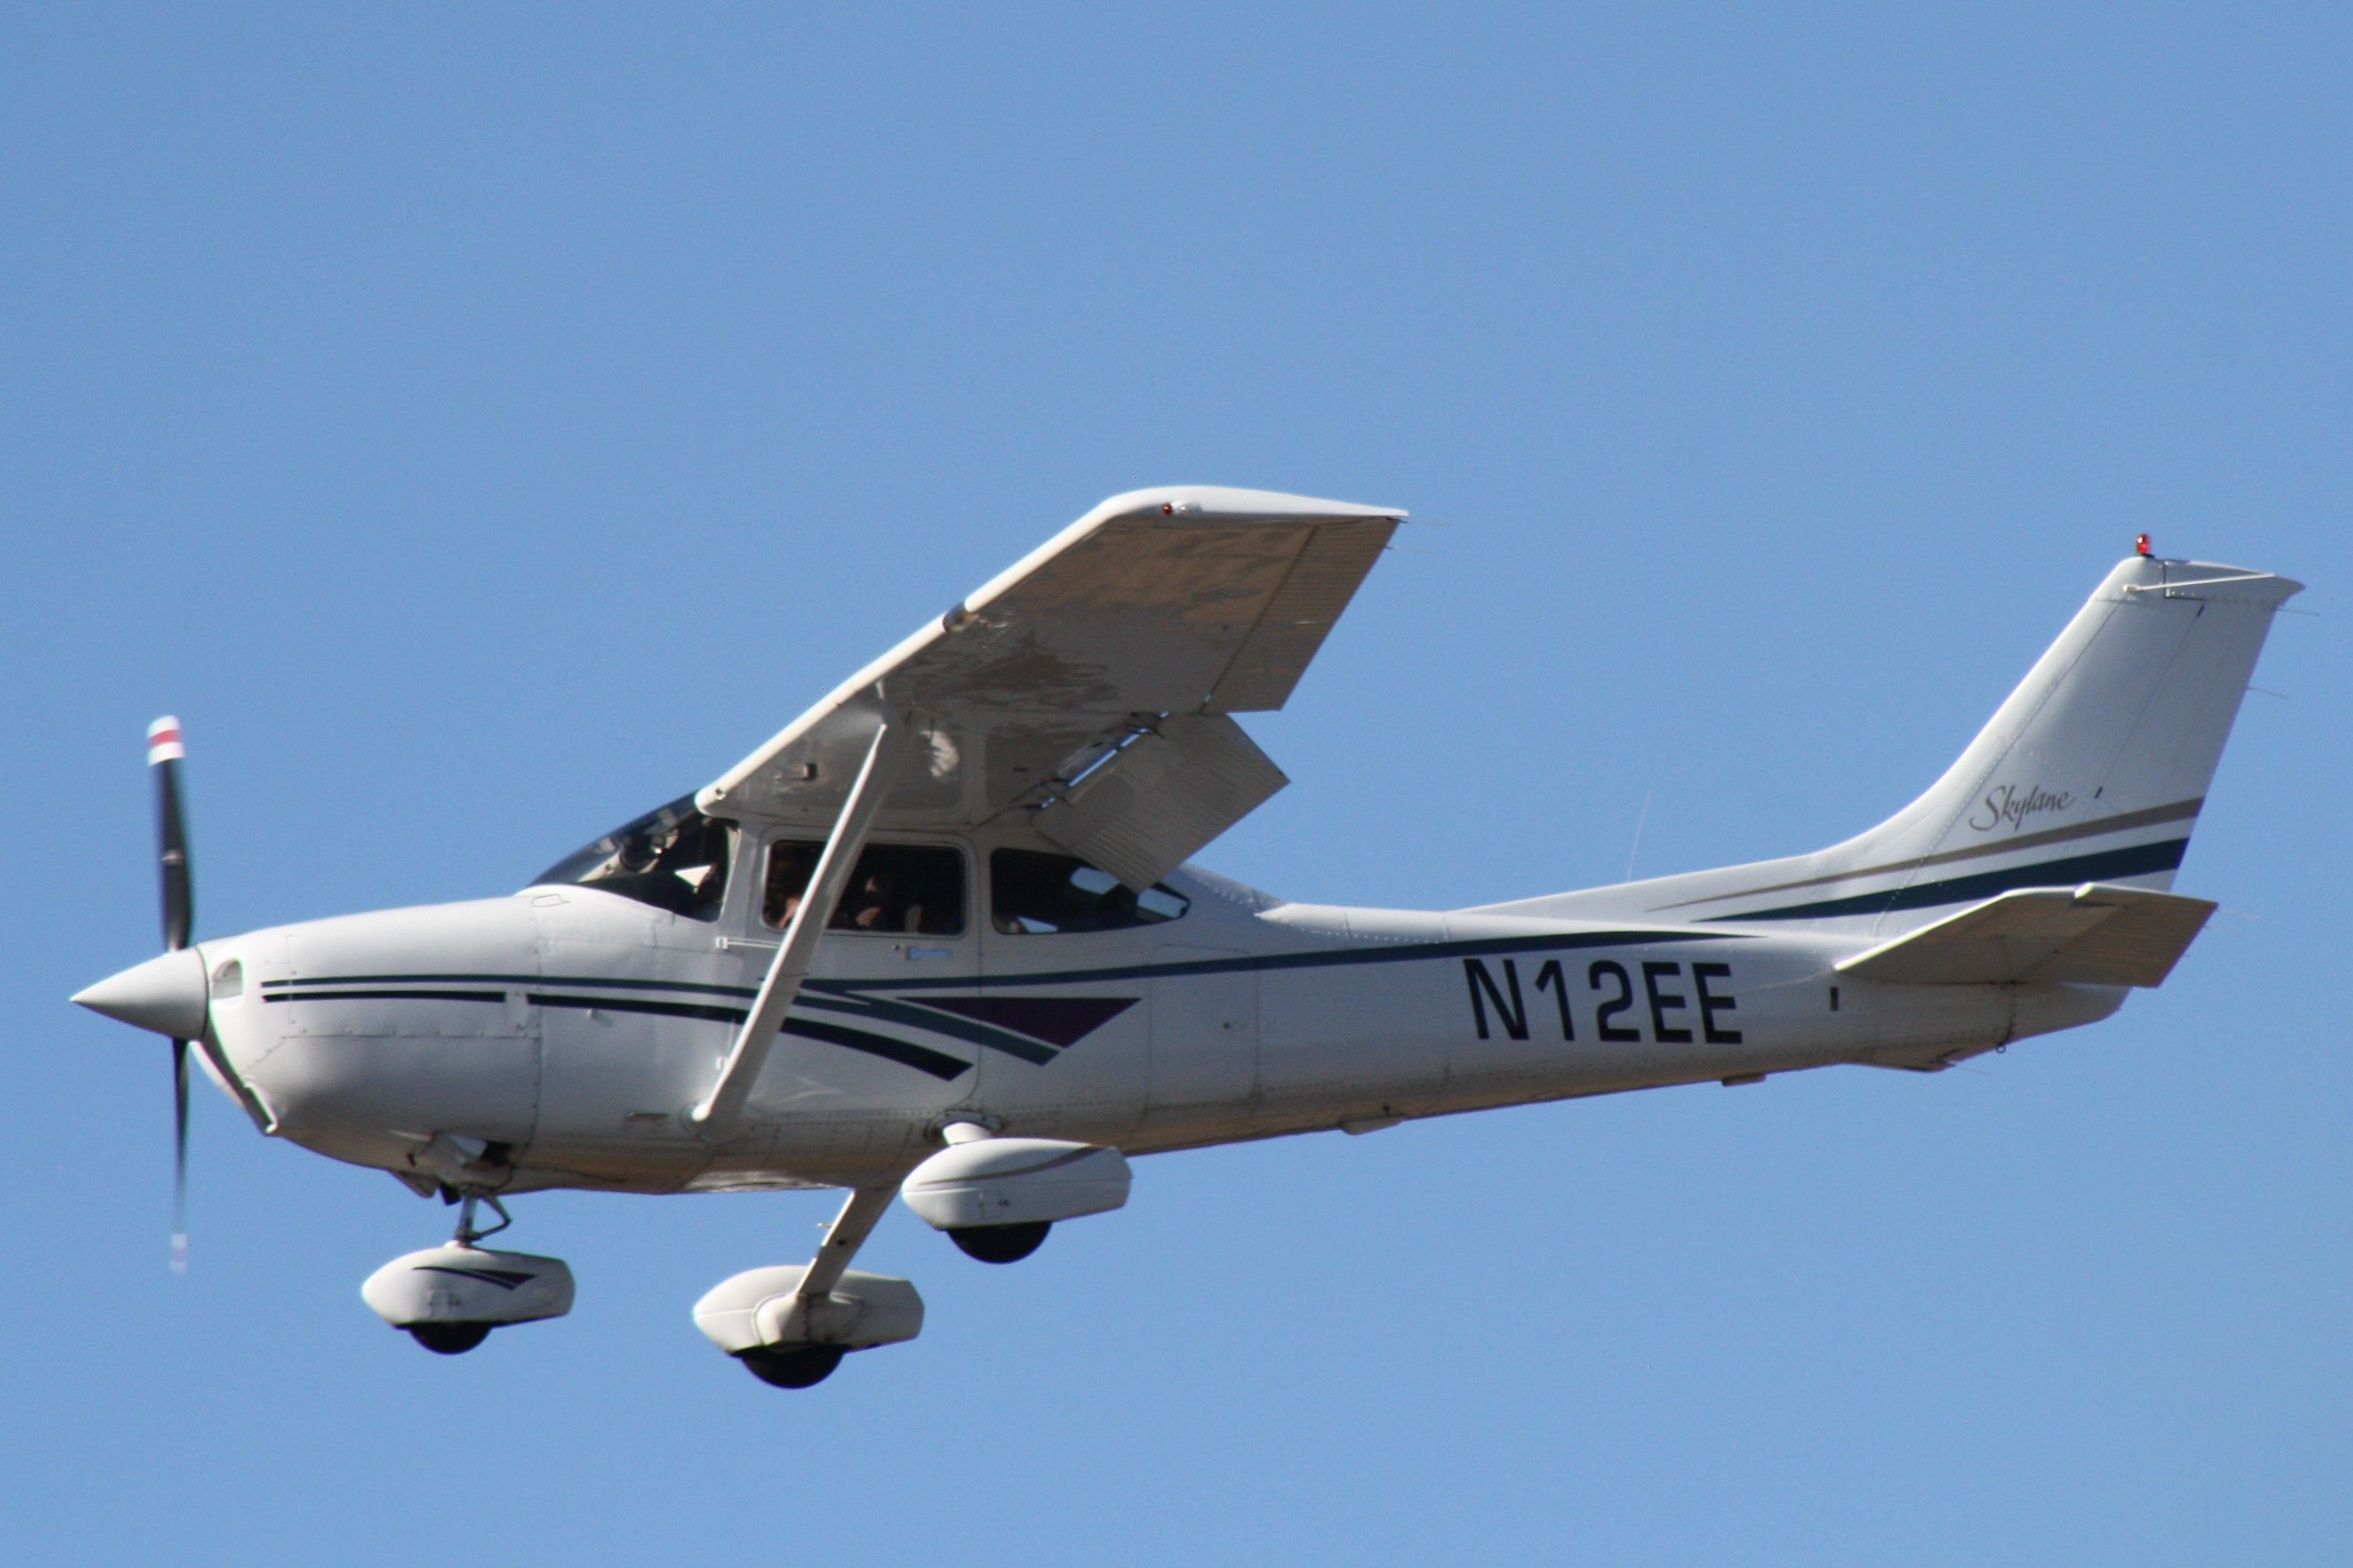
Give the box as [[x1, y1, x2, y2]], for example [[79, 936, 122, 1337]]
[[262, 972, 760, 999], [824, 926, 1736, 993], [252, 929, 1736, 999], [1706, 838, 2190, 923]]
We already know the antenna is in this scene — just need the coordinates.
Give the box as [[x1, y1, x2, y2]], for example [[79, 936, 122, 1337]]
[[1625, 789, 1653, 882]]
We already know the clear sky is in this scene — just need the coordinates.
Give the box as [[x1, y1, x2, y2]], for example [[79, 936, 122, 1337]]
[[5, 6, 2347, 1563]]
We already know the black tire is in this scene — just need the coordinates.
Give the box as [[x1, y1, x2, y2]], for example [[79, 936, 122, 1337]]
[[949, 1220, 1051, 1264], [738, 1343, 845, 1389], [408, 1322, 493, 1356]]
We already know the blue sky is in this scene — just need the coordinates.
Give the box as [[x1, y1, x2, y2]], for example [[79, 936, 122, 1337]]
[[5, 6, 2347, 1563]]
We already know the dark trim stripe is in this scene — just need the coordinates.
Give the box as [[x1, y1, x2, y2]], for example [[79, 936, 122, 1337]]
[[819, 926, 1736, 993], [800, 991, 1060, 1066], [255, 929, 1736, 1002], [1705, 838, 2189, 923], [905, 993, 1137, 1049], [261, 972, 759, 999], [1654, 798, 2203, 911], [530, 993, 747, 1026], [262, 988, 504, 1006], [781, 1018, 969, 1081], [416, 1265, 535, 1290], [264, 983, 971, 1082]]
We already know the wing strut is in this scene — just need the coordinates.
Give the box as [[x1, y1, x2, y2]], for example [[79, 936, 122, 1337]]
[[795, 1185, 896, 1302], [691, 720, 907, 1136]]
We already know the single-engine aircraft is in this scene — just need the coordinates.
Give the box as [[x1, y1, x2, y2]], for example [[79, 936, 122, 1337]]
[[76, 489, 2300, 1387]]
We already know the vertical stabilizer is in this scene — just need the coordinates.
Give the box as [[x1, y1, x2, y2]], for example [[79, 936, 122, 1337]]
[[1475, 554, 2301, 934]]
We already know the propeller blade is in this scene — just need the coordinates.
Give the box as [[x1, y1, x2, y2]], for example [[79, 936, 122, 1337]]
[[151, 716, 195, 1273], [149, 716, 192, 952], [172, 1038, 190, 1273]]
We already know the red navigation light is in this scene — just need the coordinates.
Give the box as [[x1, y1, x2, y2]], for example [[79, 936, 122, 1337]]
[[2135, 533, 2152, 557]]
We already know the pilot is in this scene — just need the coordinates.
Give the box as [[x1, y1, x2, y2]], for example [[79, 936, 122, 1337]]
[[764, 843, 819, 929]]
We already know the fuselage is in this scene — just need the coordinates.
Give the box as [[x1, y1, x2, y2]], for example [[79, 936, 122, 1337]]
[[190, 817, 2126, 1197]]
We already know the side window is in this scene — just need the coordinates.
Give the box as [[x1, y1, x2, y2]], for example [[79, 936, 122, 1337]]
[[990, 849, 1189, 935], [764, 841, 966, 936]]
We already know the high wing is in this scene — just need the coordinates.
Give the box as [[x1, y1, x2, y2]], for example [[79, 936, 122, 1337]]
[[699, 486, 1404, 888]]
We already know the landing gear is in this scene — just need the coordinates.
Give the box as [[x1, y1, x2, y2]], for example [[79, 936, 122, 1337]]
[[451, 1191, 511, 1247], [738, 1343, 846, 1388], [949, 1220, 1051, 1264], [693, 1187, 924, 1390], [362, 1190, 575, 1354], [409, 1196, 511, 1354], [410, 1322, 493, 1356]]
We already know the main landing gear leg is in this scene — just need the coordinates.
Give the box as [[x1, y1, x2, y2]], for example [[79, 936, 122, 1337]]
[[691, 1177, 922, 1384], [726, 1186, 907, 1391]]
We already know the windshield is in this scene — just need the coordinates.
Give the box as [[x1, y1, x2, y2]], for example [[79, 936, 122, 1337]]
[[531, 795, 735, 921]]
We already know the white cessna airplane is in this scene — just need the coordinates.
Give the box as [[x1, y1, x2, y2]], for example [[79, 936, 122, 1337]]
[[77, 488, 2299, 1388]]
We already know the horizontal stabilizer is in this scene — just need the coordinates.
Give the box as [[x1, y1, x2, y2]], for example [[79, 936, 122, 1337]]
[[1834, 882, 2216, 987]]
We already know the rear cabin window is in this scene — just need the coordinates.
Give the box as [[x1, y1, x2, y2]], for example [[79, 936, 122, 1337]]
[[764, 841, 966, 935], [990, 849, 1189, 934], [532, 796, 734, 922]]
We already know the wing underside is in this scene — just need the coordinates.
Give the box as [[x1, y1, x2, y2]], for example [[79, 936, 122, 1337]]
[[700, 486, 1402, 884]]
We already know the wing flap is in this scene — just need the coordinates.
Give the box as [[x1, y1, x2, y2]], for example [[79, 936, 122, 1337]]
[[1032, 714, 1288, 890], [1835, 883, 2217, 986]]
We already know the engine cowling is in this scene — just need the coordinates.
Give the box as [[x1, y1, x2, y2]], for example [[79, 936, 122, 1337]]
[[899, 1137, 1130, 1232]]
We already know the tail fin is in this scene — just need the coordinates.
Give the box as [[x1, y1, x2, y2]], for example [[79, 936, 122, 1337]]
[[1478, 553, 2301, 933]]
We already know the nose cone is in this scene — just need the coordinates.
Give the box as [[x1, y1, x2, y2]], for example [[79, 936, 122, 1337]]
[[74, 948, 209, 1038]]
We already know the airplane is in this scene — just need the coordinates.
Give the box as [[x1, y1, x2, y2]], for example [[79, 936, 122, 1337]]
[[75, 489, 2300, 1388]]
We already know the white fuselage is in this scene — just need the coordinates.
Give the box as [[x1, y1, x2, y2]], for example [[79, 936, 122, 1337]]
[[192, 817, 2125, 1197]]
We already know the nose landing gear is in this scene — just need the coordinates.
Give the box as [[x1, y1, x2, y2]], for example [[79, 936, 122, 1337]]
[[408, 1322, 494, 1356], [362, 1192, 575, 1355]]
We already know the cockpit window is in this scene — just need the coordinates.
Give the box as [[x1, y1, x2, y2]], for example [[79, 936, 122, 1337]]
[[532, 795, 734, 922], [765, 840, 966, 935], [990, 849, 1188, 934]]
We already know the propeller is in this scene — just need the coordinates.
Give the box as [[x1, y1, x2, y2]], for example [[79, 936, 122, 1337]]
[[149, 715, 195, 1273]]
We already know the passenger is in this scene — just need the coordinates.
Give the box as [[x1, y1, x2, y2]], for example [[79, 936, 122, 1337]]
[[846, 870, 896, 931]]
